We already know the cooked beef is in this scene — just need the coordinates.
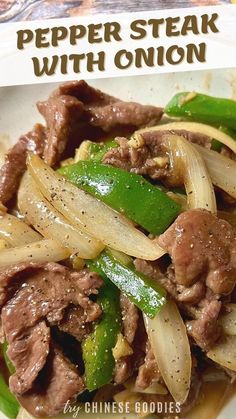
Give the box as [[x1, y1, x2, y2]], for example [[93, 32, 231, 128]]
[[155, 209, 236, 349], [1, 263, 102, 397], [18, 345, 84, 418], [58, 305, 96, 341], [114, 313, 147, 385], [158, 209, 236, 293], [103, 130, 210, 181], [87, 102, 163, 131], [51, 80, 163, 131], [113, 357, 134, 385], [120, 293, 139, 345], [37, 94, 84, 167], [176, 281, 206, 304], [8, 321, 50, 395], [0, 262, 46, 307], [0, 124, 45, 204], [136, 342, 161, 390], [37, 80, 163, 166], [0, 80, 162, 205], [186, 300, 222, 351], [134, 259, 205, 305]]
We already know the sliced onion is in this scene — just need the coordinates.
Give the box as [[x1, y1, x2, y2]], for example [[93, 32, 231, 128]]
[[0, 212, 41, 246], [27, 154, 165, 260], [184, 380, 229, 419], [0, 238, 69, 267], [194, 144, 236, 199], [0, 238, 9, 250], [162, 135, 217, 213], [207, 336, 236, 371], [137, 121, 236, 154], [144, 300, 192, 404], [124, 378, 168, 395], [219, 304, 236, 336], [18, 173, 104, 259]]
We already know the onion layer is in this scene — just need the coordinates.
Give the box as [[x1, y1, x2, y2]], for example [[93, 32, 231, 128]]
[[219, 304, 236, 336], [28, 154, 165, 260], [137, 121, 236, 153], [0, 213, 41, 246], [194, 144, 236, 199], [18, 173, 104, 259], [144, 300, 192, 404], [161, 135, 217, 213], [184, 381, 229, 419], [0, 239, 69, 267], [207, 336, 236, 372]]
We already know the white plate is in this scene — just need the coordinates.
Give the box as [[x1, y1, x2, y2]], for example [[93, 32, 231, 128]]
[[0, 68, 236, 419]]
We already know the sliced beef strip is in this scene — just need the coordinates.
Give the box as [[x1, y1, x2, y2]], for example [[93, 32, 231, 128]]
[[120, 293, 139, 345], [135, 260, 221, 351], [58, 305, 95, 341], [37, 94, 84, 167], [103, 130, 210, 182], [114, 314, 147, 385], [37, 80, 163, 166], [157, 209, 236, 293], [0, 124, 45, 204], [8, 321, 50, 395], [0, 262, 47, 307], [51, 80, 163, 131], [134, 259, 205, 305], [1, 263, 102, 396], [186, 300, 222, 351], [18, 344, 84, 418], [113, 357, 134, 385], [136, 342, 161, 390]]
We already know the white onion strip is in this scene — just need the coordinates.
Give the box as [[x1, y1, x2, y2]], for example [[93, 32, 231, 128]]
[[18, 173, 104, 259], [0, 212, 41, 246], [219, 304, 236, 336], [137, 121, 236, 154], [144, 300, 192, 404], [0, 238, 69, 267], [207, 336, 236, 372], [157, 135, 217, 213], [28, 154, 165, 260], [194, 144, 236, 199]]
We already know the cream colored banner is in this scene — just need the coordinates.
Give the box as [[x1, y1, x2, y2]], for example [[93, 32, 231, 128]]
[[0, 5, 235, 86]]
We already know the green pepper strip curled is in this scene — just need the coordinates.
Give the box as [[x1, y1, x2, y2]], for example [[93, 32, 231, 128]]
[[59, 161, 181, 235], [88, 250, 166, 318], [0, 372, 19, 419], [82, 273, 121, 391], [165, 92, 236, 130]]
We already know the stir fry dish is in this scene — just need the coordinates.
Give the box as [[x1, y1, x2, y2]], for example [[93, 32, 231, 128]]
[[1, 81, 236, 419]]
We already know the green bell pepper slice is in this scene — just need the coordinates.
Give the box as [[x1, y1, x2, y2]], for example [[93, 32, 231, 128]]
[[88, 250, 166, 318], [59, 161, 181, 235], [82, 276, 122, 391], [0, 373, 19, 419], [89, 140, 118, 162], [165, 92, 236, 130]]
